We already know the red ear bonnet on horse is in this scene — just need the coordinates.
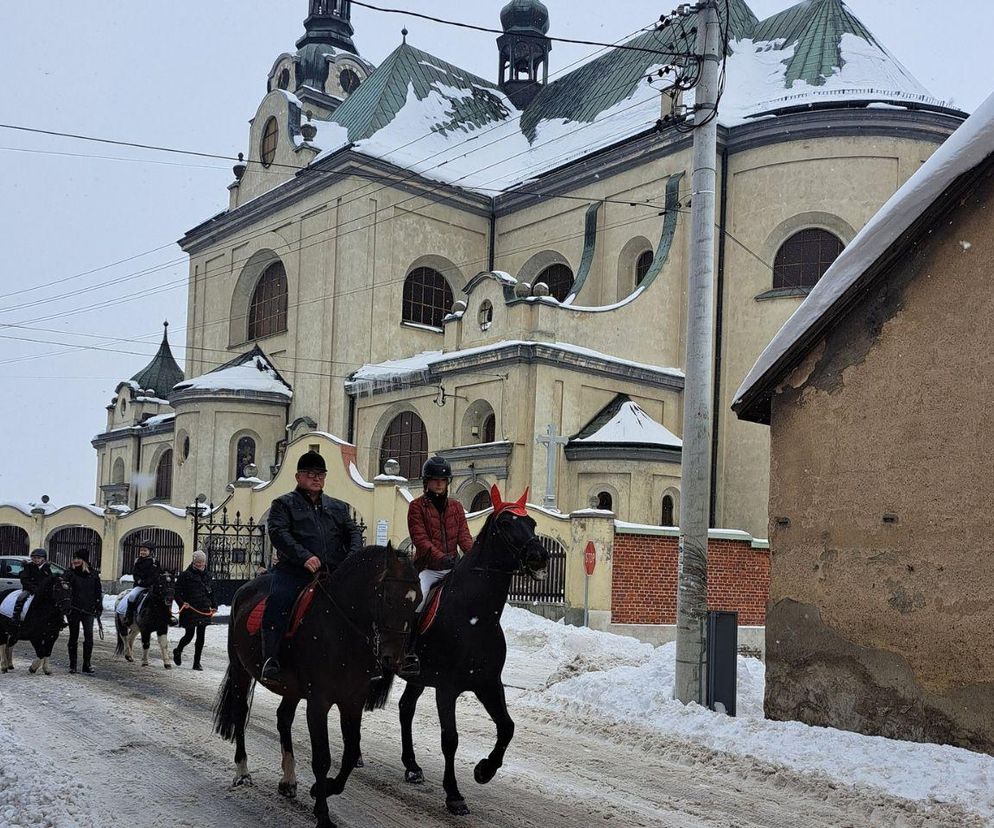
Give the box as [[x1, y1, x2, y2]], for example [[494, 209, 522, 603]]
[[489, 485, 529, 517]]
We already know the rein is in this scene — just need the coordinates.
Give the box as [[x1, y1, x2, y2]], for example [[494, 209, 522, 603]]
[[178, 602, 216, 618], [469, 515, 539, 577]]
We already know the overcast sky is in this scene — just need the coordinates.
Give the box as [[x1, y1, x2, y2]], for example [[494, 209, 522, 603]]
[[1, 0, 991, 506]]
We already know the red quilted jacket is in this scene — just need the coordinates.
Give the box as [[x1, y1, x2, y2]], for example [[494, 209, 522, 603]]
[[408, 495, 474, 572]]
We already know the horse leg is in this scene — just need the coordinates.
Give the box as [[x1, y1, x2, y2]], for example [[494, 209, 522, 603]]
[[326, 702, 362, 797], [305, 698, 336, 828], [472, 682, 515, 785], [399, 682, 426, 783], [436, 686, 469, 815], [3, 643, 13, 672], [140, 629, 151, 666], [230, 666, 255, 788], [276, 697, 299, 798], [125, 625, 138, 662], [157, 632, 172, 669]]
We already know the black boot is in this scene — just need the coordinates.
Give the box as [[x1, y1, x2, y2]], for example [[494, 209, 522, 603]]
[[172, 647, 182, 666], [397, 627, 421, 678], [261, 627, 283, 681]]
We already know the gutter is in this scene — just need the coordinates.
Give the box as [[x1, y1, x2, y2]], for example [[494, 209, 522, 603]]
[[709, 145, 729, 527]]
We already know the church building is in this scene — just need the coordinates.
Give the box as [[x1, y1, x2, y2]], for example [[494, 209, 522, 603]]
[[93, 0, 966, 537]]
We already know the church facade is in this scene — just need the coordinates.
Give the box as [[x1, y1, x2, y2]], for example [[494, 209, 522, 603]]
[[95, 0, 965, 538]]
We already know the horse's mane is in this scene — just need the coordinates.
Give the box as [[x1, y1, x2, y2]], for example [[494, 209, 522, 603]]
[[330, 545, 387, 584], [34, 573, 63, 600]]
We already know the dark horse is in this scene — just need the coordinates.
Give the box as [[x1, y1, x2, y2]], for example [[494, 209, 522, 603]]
[[115, 571, 176, 668], [213, 544, 421, 828], [366, 485, 549, 816], [0, 573, 73, 675]]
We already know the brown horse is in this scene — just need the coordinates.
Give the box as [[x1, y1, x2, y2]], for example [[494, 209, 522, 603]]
[[213, 544, 421, 828]]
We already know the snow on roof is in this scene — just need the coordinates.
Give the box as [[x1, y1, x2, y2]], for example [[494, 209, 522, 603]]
[[141, 413, 175, 428], [734, 88, 994, 416], [174, 350, 292, 398], [572, 400, 682, 448], [347, 340, 684, 395]]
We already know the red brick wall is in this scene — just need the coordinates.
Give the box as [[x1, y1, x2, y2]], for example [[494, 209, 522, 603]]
[[611, 533, 769, 625]]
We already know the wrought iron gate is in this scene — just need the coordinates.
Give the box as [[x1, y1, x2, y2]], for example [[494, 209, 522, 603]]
[[195, 506, 268, 606], [0, 525, 29, 556], [48, 527, 103, 571], [121, 529, 185, 576], [508, 534, 566, 604]]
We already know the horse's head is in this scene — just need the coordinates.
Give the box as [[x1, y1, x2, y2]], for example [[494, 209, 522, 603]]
[[152, 571, 176, 607], [370, 544, 421, 673], [50, 575, 72, 616], [486, 485, 549, 580]]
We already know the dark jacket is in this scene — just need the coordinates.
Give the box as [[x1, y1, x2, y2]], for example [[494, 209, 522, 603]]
[[268, 488, 363, 572], [175, 565, 216, 618], [408, 494, 474, 572], [20, 561, 52, 593], [67, 565, 103, 616], [133, 555, 160, 588]]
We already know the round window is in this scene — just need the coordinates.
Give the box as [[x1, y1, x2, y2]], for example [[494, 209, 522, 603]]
[[478, 300, 493, 331], [339, 68, 361, 94], [260, 117, 278, 168]]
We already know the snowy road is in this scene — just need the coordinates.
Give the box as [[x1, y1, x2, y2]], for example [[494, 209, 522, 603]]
[[0, 617, 987, 828]]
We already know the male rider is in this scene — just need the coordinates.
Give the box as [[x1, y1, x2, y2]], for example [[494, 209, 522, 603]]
[[261, 451, 363, 681], [123, 539, 160, 626], [13, 548, 52, 627]]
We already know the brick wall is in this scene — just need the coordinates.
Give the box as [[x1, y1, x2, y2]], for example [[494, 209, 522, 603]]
[[612, 533, 769, 625]]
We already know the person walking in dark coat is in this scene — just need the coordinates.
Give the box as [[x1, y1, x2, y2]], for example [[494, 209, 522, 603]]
[[172, 551, 216, 670], [13, 548, 52, 626], [124, 539, 160, 625], [261, 450, 363, 681], [66, 549, 102, 674]]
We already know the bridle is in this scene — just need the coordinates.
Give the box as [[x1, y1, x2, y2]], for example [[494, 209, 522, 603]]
[[471, 512, 546, 579]]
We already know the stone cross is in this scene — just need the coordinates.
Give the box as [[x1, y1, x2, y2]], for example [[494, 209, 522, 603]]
[[535, 423, 568, 510]]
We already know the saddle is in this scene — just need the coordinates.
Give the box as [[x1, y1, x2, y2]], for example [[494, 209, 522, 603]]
[[116, 590, 148, 618], [246, 583, 318, 639], [418, 583, 445, 635], [0, 590, 32, 620]]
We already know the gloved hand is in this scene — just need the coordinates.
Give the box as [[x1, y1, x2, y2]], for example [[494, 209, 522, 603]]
[[438, 555, 458, 570]]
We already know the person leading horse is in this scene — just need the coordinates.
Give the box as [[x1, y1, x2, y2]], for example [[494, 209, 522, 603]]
[[261, 450, 363, 682]]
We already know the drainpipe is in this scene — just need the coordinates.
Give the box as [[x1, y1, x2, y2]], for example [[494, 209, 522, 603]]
[[709, 145, 729, 528], [346, 388, 357, 445], [487, 201, 497, 272], [133, 429, 142, 510]]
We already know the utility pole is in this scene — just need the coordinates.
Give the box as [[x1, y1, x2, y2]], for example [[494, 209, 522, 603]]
[[535, 424, 568, 510], [674, 0, 722, 705]]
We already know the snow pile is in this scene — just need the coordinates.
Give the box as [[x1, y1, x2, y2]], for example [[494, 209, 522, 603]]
[[572, 400, 682, 447], [502, 610, 994, 821], [0, 710, 101, 827], [174, 355, 291, 397]]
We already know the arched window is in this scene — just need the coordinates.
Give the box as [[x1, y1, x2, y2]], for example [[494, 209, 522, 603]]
[[597, 491, 613, 511], [112, 457, 125, 484], [236, 436, 256, 479], [635, 250, 654, 286], [470, 490, 492, 512], [773, 229, 844, 290], [482, 412, 496, 443], [402, 267, 453, 329], [248, 261, 288, 340], [535, 263, 574, 302], [379, 412, 428, 481], [661, 495, 675, 527], [154, 450, 174, 501], [260, 117, 278, 168]]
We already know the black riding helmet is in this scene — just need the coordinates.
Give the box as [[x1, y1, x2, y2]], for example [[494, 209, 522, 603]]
[[421, 455, 452, 482]]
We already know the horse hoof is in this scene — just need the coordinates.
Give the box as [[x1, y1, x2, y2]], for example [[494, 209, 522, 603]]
[[446, 798, 470, 816], [474, 758, 497, 785], [355, 754, 364, 769], [28, 666, 37, 675], [125, 656, 134, 663], [164, 663, 172, 670], [278, 781, 297, 799], [43, 668, 52, 676], [230, 773, 253, 788], [315, 815, 337, 828], [404, 768, 424, 784]]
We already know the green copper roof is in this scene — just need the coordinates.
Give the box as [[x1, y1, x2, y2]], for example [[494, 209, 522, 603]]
[[753, 0, 877, 88], [331, 42, 511, 141], [130, 322, 184, 399]]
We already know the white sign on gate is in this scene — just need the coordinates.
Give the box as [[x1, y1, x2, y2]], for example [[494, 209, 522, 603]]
[[375, 519, 389, 546]]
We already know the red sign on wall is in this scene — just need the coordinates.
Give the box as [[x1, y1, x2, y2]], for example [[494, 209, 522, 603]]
[[584, 541, 596, 576]]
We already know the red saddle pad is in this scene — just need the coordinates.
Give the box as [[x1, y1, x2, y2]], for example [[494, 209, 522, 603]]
[[245, 584, 318, 639], [419, 585, 444, 635]]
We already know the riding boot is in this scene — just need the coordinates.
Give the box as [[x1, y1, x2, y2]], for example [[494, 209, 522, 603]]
[[397, 626, 421, 678], [261, 626, 283, 681], [82, 641, 93, 673], [124, 599, 136, 627]]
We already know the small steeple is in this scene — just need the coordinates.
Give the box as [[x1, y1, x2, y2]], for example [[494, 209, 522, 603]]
[[129, 321, 185, 400], [298, 0, 357, 54], [498, 0, 552, 109]]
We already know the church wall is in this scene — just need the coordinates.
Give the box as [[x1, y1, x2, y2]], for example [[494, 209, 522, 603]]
[[763, 165, 994, 753], [715, 133, 948, 537]]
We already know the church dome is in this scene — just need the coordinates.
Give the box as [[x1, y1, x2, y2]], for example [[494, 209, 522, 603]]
[[500, 0, 550, 35]]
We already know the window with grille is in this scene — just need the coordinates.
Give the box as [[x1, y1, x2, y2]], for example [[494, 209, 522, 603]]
[[661, 495, 674, 527], [236, 436, 256, 478], [635, 250, 654, 285], [470, 490, 491, 512], [260, 117, 278, 168], [772, 229, 844, 290], [248, 261, 288, 340], [155, 450, 174, 501], [535, 263, 575, 302], [379, 412, 428, 481], [402, 267, 453, 329]]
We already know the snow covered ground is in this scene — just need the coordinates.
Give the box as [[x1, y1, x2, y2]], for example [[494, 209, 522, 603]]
[[0, 606, 990, 827]]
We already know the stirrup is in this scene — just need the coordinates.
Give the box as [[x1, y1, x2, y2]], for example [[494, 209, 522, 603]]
[[397, 653, 421, 678], [261, 657, 282, 681]]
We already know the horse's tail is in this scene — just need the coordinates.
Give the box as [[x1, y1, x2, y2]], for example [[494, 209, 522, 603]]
[[114, 616, 125, 656], [213, 664, 256, 742], [365, 670, 396, 711]]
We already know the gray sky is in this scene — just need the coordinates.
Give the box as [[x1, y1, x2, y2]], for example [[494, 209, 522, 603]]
[[0, 0, 991, 505]]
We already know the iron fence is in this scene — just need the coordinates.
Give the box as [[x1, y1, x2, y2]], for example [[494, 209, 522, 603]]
[[508, 534, 566, 604], [48, 527, 103, 571], [0, 525, 29, 556], [195, 506, 268, 606], [120, 529, 185, 576]]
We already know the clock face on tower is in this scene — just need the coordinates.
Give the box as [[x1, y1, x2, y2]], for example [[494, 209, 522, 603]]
[[339, 68, 361, 94]]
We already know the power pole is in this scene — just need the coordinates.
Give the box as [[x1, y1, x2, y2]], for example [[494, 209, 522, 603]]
[[674, 0, 722, 705]]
